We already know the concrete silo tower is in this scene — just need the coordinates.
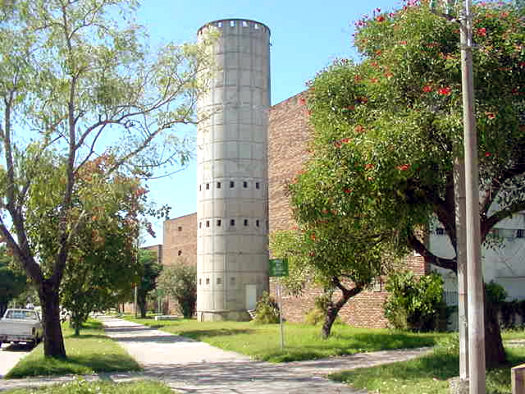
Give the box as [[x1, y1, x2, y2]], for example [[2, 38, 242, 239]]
[[196, 19, 270, 321]]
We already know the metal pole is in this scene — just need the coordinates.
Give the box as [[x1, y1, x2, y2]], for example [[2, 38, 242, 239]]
[[460, 0, 486, 392], [278, 279, 284, 351], [134, 285, 138, 318], [454, 158, 469, 381]]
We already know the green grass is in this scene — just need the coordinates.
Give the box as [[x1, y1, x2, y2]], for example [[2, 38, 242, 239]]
[[330, 339, 525, 394], [502, 327, 525, 341], [124, 315, 448, 362], [5, 378, 172, 394], [6, 320, 140, 379]]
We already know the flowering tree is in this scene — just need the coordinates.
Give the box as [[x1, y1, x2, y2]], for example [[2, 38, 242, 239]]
[[0, 0, 210, 358], [293, 0, 523, 364]]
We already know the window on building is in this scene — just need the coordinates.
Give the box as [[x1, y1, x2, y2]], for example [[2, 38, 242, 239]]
[[244, 219, 248, 226], [177, 250, 182, 256], [217, 219, 221, 227], [199, 222, 202, 229], [206, 278, 210, 285], [436, 228, 445, 235], [199, 278, 202, 285], [230, 219, 235, 226], [217, 182, 221, 189], [256, 182, 260, 189], [217, 278, 222, 285], [243, 181, 248, 188], [230, 181, 235, 188], [206, 183, 209, 190], [199, 185, 202, 191], [206, 220, 210, 227], [517, 229, 524, 239], [178, 226, 182, 232], [256, 220, 260, 227], [230, 277, 236, 284]]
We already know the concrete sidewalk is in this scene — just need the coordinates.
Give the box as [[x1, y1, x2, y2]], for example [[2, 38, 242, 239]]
[[0, 316, 430, 393]]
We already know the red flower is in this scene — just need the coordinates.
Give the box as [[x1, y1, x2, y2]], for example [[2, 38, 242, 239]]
[[477, 27, 487, 37], [370, 78, 379, 84], [485, 112, 496, 119], [364, 163, 375, 169], [354, 75, 362, 82], [341, 137, 352, 144], [346, 105, 355, 111], [356, 96, 368, 104], [371, 61, 379, 68], [396, 164, 411, 171], [484, 152, 491, 157], [399, 40, 407, 45], [384, 72, 393, 79], [310, 233, 316, 241], [354, 125, 366, 133], [344, 188, 353, 194], [438, 86, 452, 96], [375, 50, 382, 56], [298, 97, 306, 105], [376, 15, 385, 22], [423, 85, 433, 93], [309, 251, 316, 257]]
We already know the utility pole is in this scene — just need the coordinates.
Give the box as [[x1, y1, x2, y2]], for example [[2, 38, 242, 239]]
[[460, 0, 486, 392]]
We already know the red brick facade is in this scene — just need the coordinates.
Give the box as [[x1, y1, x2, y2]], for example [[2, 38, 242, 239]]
[[158, 91, 429, 327]]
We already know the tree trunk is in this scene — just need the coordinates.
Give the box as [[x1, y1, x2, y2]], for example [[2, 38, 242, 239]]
[[485, 290, 506, 368], [40, 281, 66, 358], [138, 293, 147, 318], [321, 279, 362, 338]]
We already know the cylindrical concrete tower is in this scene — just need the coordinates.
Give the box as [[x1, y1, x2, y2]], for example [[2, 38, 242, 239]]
[[196, 19, 270, 321]]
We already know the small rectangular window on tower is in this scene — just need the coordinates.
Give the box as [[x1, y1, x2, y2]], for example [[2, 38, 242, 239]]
[[243, 181, 248, 188], [217, 182, 221, 189], [206, 220, 210, 227], [256, 182, 260, 189], [206, 183, 210, 190], [244, 219, 248, 226], [230, 181, 235, 188], [256, 220, 260, 227], [178, 226, 182, 231], [230, 219, 235, 226], [217, 219, 221, 227]]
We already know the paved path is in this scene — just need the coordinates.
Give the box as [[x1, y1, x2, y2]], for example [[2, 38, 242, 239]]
[[0, 343, 32, 378], [0, 317, 430, 393]]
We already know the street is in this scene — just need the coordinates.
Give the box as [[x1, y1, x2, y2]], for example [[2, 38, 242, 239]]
[[0, 343, 31, 378]]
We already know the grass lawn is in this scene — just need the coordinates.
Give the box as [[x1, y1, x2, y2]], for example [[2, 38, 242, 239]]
[[330, 334, 525, 394], [5, 378, 172, 394], [124, 315, 448, 362], [6, 320, 140, 379]]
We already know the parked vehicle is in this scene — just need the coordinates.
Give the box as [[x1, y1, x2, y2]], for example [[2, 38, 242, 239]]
[[0, 309, 43, 348]]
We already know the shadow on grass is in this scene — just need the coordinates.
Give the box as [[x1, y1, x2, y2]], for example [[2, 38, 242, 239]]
[[179, 328, 256, 340], [342, 333, 437, 350]]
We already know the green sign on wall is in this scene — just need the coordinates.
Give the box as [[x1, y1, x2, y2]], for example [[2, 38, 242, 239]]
[[269, 258, 289, 277]]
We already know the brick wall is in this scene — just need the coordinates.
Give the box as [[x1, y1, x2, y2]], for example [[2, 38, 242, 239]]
[[162, 213, 197, 266], [268, 92, 311, 233]]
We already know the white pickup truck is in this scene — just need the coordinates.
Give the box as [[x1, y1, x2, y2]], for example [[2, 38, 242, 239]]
[[0, 309, 43, 347]]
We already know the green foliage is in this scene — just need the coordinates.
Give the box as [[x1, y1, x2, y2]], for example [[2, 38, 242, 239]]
[[304, 291, 333, 325], [136, 250, 163, 318], [300, 1, 524, 275], [0, 0, 210, 357], [486, 280, 508, 304], [157, 260, 196, 318], [384, 271, 446, 332], [5, 379, 173, 394], [0, 246, 28, 316], [6, 320, 140, 378], [253, 291, 280, 324]]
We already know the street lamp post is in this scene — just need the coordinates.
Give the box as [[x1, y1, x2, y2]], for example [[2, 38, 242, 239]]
[[460, 0, 486, 392]]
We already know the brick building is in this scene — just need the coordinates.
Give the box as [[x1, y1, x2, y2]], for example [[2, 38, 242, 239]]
[[159, 91, 429, 327]]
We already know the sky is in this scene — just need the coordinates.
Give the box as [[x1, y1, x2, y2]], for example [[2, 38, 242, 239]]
[[136, 0, 407, 246]]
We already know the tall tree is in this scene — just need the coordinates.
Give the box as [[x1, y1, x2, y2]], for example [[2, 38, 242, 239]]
[[298, 1, 523, 365], [136, 249, 162, 318], [0, 0, 210, 357]]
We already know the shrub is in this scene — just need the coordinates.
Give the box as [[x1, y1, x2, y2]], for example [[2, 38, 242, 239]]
[[157, 260, 196, 318], [253, 291, 280, 324], [384, 271, 447, 331], [304, 291, 332, 325]]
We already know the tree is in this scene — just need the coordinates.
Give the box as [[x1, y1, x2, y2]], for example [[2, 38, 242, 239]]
[[157, 260, 196, 319], [298, 1, 522, 365], [0, 0, 210, 357], [0, 246, 28, 316], [59, 156, 145, 335], [270, 220, 403, 338], [136, 249, 163, 318]]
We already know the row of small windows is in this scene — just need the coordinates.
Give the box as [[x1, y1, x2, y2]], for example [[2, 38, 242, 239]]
[[199, 277, 235, 285], [199, 219, 261, 228], [199, 181, 261, 191], [435, 227, 525, 238]]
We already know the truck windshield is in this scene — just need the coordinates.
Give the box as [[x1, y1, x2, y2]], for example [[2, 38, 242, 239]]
[[5, 310, 37, 320]]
